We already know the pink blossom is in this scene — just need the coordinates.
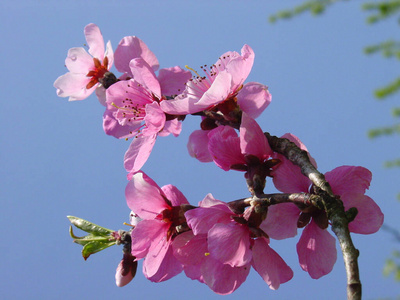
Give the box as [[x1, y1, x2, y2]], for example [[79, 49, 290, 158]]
[[103, 55, 190, 176], [264, 133, 384, 279], [208, 112, 273, 170], [172, 231, 251, 295], [204, 113, 277, 193], [125, 172, 192, 282], [181, 194, 293, 293], [189, 113, 274, 171], [54, 23, 114, 103], [160, 45, 271, 119]]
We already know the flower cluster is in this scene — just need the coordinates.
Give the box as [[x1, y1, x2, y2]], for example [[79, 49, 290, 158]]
[[59, 24, 384, 295]]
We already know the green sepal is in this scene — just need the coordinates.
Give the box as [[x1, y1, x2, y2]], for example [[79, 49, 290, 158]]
[[67, 216, 114, 235]]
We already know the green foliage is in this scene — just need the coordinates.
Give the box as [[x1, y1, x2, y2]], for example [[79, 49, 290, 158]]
[[68, 216, 117, 260], [392, 107, 400, 117], [384, 251, 400, 281], [384, 158, 400, 168], [364, 40, 400, 58], [363, 0, 400, 23], [268, 0, 349, 23], [368, 123, 400, 138], [375, 78, 400, 99]]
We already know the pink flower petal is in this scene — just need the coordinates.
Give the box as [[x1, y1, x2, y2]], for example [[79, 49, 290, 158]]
[[240, 112, 272, 159], [343, 194, 384, 234], [104, 40, 114, 69], [159, 119, 182, 137], [143, 102, 166, 136], [84, 23, 105, 59], [208, 223, 252, 267], [158, 66, 191, 97], [102, 109, 141, 139], [159, 93, 200, 115], [201, 256, 250, 295], [272, 155, 311, 193], [95, 86, 107, 106], [272, 133, 316, 193], [252, 237, 293, 289], [325, 166, 372, 197], [237, 82, 271, 119], [161, 184, 189, 206], [125, 172, 169, 219], [124, 134, 157, 178], [224, 44, 254, 89], [144, 240, 183, 282], [54, 72, 93, 101], [187, 130, 213, 162], [208, 126, 244, 171], [297, 220, 337, 279], [185, 205, 232, 235], [194, 71, 233, 109], [198, 193, 233, 211], [129, 58, 161, 98], [130, 219, 168, 258], [260, 203, 299, 240], [114, 36, 159, 75], [64, 47, 94, 73]]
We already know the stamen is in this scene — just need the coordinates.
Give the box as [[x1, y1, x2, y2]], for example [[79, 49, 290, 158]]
[[185, 65, 201, 78]]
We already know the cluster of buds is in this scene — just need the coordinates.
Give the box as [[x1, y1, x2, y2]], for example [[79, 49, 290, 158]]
[[58, 24, 384, 295]]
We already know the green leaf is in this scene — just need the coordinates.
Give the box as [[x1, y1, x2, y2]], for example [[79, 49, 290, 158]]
[[67, 216, 114, 235], [384, 158, 400, 168], [69, 226, 114, 246], [392, 107, 400, 117], [82, 240, 117, 260]]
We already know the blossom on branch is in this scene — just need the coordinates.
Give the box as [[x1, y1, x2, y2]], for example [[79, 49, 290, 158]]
[[264, 133, 384, 279], [54, 23, 114, 103], [206, 113, 278, 194], [125, 172, 193, 282], [103, 56, 191, 177], [160, 45, 271, 121], [178, 194, 293, 294]]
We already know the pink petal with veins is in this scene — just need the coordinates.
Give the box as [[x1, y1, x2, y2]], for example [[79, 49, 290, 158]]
[[297, 220, 337, 279], [260, 203, 299, 240], [124, 134, 157, 179], [240, 112, 272, 159], [237, 82, 271, 119], [208, 223, 252, 267], [161, 184, 189, 206], [114, 36, 159, 75], [252, 237, 293, 290], [158, 67, 191, 97], [187, 130, 213, 162], [129, 58, 161, 98], [125, 172, 169, 218], [84, 23, 105, 59], [208, 126, 244, 171]]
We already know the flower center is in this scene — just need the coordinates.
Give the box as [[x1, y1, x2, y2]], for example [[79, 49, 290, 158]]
[[86, 57, 109, 89]]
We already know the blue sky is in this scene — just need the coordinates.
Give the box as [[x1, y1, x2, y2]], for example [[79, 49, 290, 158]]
[[1, 1, 399, 299]]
